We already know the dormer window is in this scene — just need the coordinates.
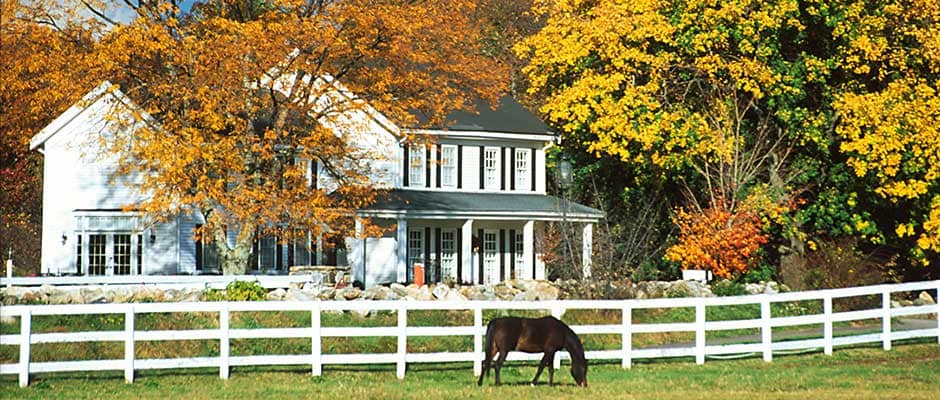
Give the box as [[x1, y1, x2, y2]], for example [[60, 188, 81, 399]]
[[409, 146, 426, 187], [483, 147, 500, 190], [441, 145, 457, 188]]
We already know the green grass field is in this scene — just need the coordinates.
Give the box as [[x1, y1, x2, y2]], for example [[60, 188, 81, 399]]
[[2, 341, 937, 399]]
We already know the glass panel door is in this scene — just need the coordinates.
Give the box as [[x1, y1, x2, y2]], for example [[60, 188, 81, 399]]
[[113, 234, 131, 275], [441, 230, 456, 280], [483, 230, 498, 284], [88, 234, 107, 276], [514, 232, 525, 279], [408, 229, 424, 282]]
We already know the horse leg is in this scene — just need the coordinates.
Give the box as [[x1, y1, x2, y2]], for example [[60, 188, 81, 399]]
[[531, 352, 552, 386], [478, 348, 496, 386], [494, 350, 509, 386], [546, 351, 556, 386]]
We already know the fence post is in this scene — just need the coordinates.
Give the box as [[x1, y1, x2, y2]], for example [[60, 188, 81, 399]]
[[936, 283, 940, 345], [761, 297, 772, 362], [695, 303, 705, 365], [473, 304, 482, 377], [621, 303, 632, 369], [311, 301, 322, 376], [125, 305, 135, 383], [882, 288, 891, 351], [397, 304, 407, 379], [552, 304, 563, 370], [823, 295, 833, 356], [220, 303, 230, 379], [18, 309, 31, 388]]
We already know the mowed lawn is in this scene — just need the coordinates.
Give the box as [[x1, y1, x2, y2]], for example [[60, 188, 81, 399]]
[[2, 341, 938, 400]]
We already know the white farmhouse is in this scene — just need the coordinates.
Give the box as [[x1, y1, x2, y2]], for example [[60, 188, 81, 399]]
[[30, 81, 603, 286]]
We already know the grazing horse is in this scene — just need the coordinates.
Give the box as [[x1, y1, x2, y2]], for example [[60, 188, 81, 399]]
[[477, 316, 587, 387]]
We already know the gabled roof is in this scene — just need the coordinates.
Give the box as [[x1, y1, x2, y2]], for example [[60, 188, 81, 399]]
[[413, 95, 554, 136], [29, 81, 146, 151], [363, 189, 603, 222]]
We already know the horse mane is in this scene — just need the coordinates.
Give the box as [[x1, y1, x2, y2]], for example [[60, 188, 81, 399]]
[[562, 325, 587, 366]]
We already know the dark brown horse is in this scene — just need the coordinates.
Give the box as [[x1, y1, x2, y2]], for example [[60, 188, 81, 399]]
[[477, 316, 587, 387]]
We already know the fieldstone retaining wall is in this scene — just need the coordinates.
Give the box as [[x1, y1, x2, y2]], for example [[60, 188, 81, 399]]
[[2, 279, 935, 308]]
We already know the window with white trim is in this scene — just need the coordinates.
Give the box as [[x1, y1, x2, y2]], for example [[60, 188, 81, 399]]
[[441, 145, 457, 188], [483, 147, 500, 190], [514, 148, 529, 190], [409, 146, 426, 187]]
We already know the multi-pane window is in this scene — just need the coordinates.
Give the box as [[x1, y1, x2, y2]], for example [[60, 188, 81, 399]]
[[483, 147, 500, 190], [408, 229, 424, 282], [258, 236, 277, 271], [514, 149, 529, 190], [483, 230, 498, 284], [440, 230, 456, 280], [514, 232, 526, 279], [409, 146, 426, 187], [441, 145, 457, 188]]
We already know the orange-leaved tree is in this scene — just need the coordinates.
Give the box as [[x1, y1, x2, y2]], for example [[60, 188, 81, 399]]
[[665, 200, 768, 279], [0, 0, 111, 273], [80, 0, 507, 274]]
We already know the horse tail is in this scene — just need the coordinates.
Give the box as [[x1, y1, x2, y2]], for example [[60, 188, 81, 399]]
[[478, 319, 497, 386]]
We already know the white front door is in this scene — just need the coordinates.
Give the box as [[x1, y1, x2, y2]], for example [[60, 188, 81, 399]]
[[483, 230, 499, 284], [440, 230, 457, 281]]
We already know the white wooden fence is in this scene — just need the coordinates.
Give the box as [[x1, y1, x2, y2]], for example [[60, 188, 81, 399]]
[[1, 274, 314, 289], [1, 280, 938, 388]]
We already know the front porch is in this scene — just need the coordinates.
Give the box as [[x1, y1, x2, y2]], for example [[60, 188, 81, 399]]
[[351, 189, 603, 287]]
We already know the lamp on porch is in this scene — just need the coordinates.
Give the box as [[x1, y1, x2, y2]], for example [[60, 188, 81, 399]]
[[556, 154, 573, 272]]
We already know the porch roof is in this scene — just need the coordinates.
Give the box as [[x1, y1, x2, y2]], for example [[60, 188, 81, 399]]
[[360, 189, 604, 222]]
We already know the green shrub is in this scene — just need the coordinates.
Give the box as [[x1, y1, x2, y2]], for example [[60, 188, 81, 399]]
[[711, 280, 748, 297], [664, 282, 693, 298], [205, 280, 267, 301]]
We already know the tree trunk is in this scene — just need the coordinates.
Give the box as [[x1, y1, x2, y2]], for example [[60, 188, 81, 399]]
[[211, 215, 254, 275]]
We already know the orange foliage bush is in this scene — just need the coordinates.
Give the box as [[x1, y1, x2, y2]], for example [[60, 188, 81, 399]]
[[666, 202, 768, 279]]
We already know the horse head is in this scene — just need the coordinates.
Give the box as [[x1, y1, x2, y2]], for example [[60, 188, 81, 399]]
[[571, 359, 588, 387]]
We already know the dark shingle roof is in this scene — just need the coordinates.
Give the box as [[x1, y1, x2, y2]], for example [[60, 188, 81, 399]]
[[414, 95, 553, 135], [364, 189, 603, 220]]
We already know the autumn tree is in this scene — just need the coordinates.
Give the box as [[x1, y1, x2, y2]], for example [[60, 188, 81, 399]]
[[518, 0, 940, 280], [665, 200, 768, 279], [0, 1, 109, 274], [830, 0, 940, 266], [77, 0, 506, 274]]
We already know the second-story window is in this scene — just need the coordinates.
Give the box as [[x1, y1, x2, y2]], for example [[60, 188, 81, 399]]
[[409, 146, 425, 187], [483, 147, 500, 190], [514, 148, 529, 190], [441, 145, 457, 188]]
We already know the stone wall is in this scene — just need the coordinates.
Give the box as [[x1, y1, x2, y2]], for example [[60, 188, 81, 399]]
[[2, 279, 935, 307]]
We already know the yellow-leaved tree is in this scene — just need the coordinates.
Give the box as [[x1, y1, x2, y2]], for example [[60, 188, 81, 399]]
[[832, 0, 940, 264]]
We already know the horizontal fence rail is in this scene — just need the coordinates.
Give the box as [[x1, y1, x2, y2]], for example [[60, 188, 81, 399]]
[[1, 280, 938, 387], [0, 274, 314, 289]]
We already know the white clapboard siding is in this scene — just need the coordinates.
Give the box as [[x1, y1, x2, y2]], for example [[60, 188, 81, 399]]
[[0, 280, 937, 387]]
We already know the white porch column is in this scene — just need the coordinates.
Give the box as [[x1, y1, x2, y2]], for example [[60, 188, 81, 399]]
[[397, 218, 408, 283], [522, 220, 534, 280], [461, 219, 474, 284], [314, 232, 323, 265], [582, 223, 593, 279]]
